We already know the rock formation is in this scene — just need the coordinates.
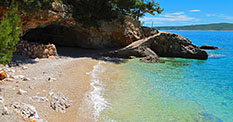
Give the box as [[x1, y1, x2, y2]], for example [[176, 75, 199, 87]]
[[104, 31, 208, 62], [1, 2, 209, 61], [22, 16, 144, 49], [50, 92, 72, 113], [199, 45, 219, 50], [11, 102, 45, 122], [16, 40, 58, 58]]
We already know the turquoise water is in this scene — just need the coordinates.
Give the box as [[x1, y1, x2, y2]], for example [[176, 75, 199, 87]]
[[99, 31, 233, 122]]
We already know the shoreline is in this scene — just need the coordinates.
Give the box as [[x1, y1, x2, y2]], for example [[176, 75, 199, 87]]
[[0, 47, 110, 122]]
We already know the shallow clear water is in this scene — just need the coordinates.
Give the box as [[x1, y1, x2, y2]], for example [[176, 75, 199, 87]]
[[99, 31, 233, 122]]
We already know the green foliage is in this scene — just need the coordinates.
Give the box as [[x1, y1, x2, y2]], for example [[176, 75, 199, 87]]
[[0, 0, 53, 12], [0, 0, 163, 25], [63, 0, 116, 26], [0, 6, 21, 65], [115, 0, 164, 20], [63, 0, 163, 25], [132, 0, 164, 20]]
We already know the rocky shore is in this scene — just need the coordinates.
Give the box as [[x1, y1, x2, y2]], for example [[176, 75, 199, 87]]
[[0, 48, 101, 122], [0, 2, 211, 122], [103, 31, 208, 63]]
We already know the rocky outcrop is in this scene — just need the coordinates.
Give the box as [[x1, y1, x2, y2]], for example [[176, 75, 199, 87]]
[[142, 26, 159, 37], [22, 16, 144, 49], [16, 40, 58, 58], [18, 2, 145, 49], [199, 45, 219, 50], [150, 32, 208, 59], [104, 31, 208, 62]]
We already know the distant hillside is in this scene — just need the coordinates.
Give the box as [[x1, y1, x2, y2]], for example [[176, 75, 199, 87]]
[[155, 23, 233, 31]]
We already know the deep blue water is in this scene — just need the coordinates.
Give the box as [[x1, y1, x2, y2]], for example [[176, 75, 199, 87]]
[[100, 31, 233, 122]]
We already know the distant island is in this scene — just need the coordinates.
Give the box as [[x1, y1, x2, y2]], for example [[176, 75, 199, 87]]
[[155, 23, 233, 31]]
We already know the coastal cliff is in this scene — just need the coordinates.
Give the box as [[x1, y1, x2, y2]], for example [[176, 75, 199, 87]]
[[0, 3, 208, 61]]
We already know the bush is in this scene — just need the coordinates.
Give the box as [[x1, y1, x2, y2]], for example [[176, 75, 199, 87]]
[[0, 6, 21, 65], [0, 0, 53, 12]]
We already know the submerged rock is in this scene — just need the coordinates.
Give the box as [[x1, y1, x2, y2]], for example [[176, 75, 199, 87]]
[[104, 32, 208, 62], [199, 45, 219, 50], [199, 113, 223, 122]]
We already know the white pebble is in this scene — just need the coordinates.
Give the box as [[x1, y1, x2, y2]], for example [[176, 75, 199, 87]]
[[2, 106, 9, 115], [0, 96, 4, 103], [22, 66, 28, 70], [14, 75, 25, 80], [23, 77, 31, 81], [17, 89, 27, 95]]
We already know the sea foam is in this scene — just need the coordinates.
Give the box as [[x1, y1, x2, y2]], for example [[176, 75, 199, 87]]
[[86, 61, 110, 122]]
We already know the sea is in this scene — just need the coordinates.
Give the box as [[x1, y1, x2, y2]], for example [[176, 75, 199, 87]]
[[89, 31, 233, 122]]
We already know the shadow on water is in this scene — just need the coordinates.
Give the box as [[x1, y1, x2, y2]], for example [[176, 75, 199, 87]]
[[160, 57, 206, 68], [199, 113, 223, 122]]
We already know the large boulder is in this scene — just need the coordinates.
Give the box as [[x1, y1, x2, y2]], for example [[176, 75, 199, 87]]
[[150, 32, 208, 60], [104, 31, 208, 62]]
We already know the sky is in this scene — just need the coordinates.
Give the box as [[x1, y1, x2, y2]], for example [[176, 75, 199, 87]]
[[140, 0, 233, 27]]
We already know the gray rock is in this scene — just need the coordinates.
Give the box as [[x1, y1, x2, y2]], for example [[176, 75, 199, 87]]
[[29, 96, 49, 103], [150, 32, 208, 60], [142, 26, 159, 37], [50, 92, 72, 113], [11, 102, 45, 122], [104, 31, 208, 62]]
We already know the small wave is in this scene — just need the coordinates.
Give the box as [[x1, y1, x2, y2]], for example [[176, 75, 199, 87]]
[[86, 61, 110, 122], [208, 54, 226, 58]]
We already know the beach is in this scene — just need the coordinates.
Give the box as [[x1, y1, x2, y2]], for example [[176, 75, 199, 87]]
[[0, 31, 232, 122], [0, 47, 104, 122]]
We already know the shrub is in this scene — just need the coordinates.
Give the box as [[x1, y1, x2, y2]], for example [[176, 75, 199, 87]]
[[0, 5, 21, 65], [0, 0, 53, 12]]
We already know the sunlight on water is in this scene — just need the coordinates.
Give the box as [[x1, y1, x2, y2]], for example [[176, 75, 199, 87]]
[[99, 31, 233, 122]]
